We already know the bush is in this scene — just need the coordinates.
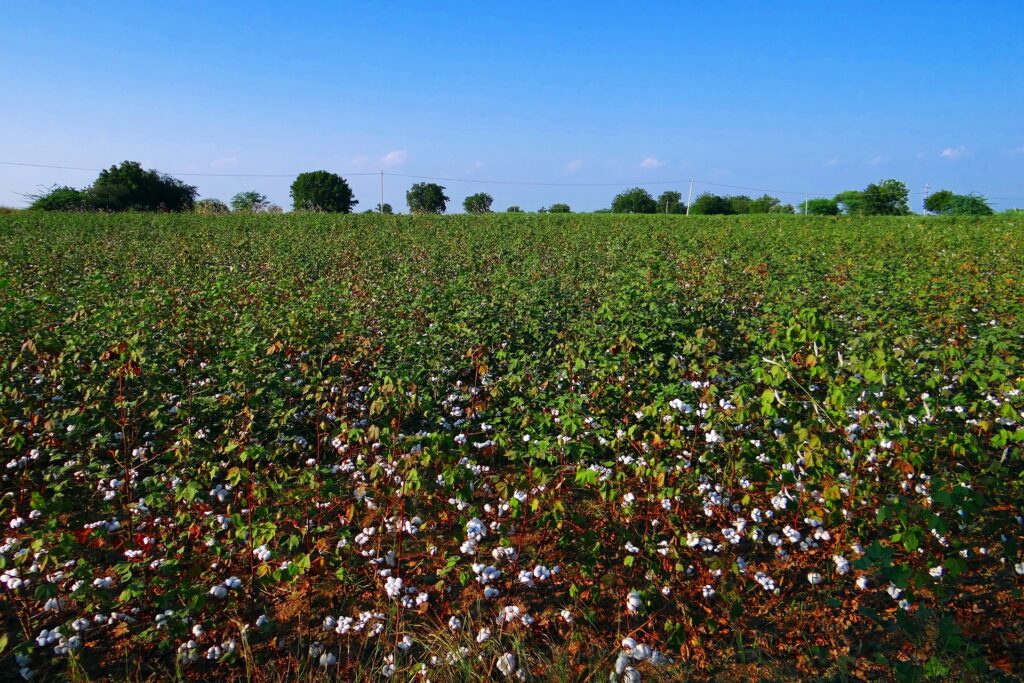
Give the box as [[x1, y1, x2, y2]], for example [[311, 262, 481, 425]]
[[803, 198, 840, 216], [28, 186, 94, 211], [549, 203, 571, 213], [506, 206, 523, 213], [231, 191, 271, 213], [195, 199, 230, 215], [290, 171, 357, 213], [90, 161, 197, 212]]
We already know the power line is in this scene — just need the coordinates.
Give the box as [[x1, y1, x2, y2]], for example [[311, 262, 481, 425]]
[[3, 159, 1023, 203], [0, 160, 378, 178]]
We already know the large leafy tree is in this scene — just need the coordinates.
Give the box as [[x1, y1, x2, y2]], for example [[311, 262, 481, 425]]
[[231, 191, 271, 213], [803, 198, 840, 216], [611, 187, 657, 213], [290, 171, 357, 213], [548, 203, 571, 213], [90, 161, 197, 212], [862, 179, 909, 215], [463, 192, 493, 214], [655, 191, 685, 214], [406, 183, 450, 214], [689, 193, 734, 215]]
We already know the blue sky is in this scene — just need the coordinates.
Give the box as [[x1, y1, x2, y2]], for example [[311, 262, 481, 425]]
[[3, 1, 1023, 211]]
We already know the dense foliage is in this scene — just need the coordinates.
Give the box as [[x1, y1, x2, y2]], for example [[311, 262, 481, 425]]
[[406, 183, 450, 214], [462, 193, 493, 214], [0, 213, 1022, 681], [926, 191, 994, 216], [290, 172, 357, 213], [28, 162, 198, 213], [611, 188, 658, 214], [231, 191, 272, 213]]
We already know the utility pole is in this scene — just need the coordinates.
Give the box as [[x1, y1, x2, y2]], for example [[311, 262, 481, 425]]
[[380, 170, 385, 213], [922, 183, 930, 214], [804, 194, 809, 215], [686, 178, 694, 215]]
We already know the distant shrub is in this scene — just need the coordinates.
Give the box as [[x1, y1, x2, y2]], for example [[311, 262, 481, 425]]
[[28, 186, 94, 211], [195, 198, 230, 215], [549, 203, 571, 213], [463, 193, 494, 214], [231, 191, 271, 213]]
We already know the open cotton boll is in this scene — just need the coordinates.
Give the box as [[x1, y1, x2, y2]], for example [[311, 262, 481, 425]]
[[626, 591, 643, 613]]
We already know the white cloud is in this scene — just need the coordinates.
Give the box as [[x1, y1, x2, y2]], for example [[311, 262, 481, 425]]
[[1009, 146, 1024, 156], [380, 150, 409, 167], [940, 146, 966, 159], [640, 156, 664, 169], [466, 160, 484, 173], [868, 156, 886, 165], [566, 159, 584, 172], [209, 156, 238, 169], [822, 158, 840, 167]]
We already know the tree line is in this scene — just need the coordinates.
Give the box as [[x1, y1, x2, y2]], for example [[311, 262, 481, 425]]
[[25, 161, 1001, 216]]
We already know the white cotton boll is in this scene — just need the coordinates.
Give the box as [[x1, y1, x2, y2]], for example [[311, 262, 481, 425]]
[[614, 651, 631, 675], [623, 667, 642, 683], [256, 614, 270, 628], [1015, 562, 1024, 575], [448, 616, 462, 630], [832, 555, 851, 574], [209, 585, 228, 599], [856, 576, 869, 590], [192, 624, 204, 637], [496, 652, 516, 678], [398, 635, 413, 651], [224, 576, 242, 589], [807, 572, 823, 585], [560, 609, 573, 623], [476, 627, 491, 643], [929, 566, 944, 579], [319, 652, 337, 667], [626, 591, 643, 613], [484, 587, 500, 599], [702, 585, 715, 599], [205, 645, 222, 660]]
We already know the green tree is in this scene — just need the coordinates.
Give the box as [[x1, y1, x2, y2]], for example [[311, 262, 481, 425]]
[[803, 198, 840, 216], [689, 193, 733, 215], [506, 205, 523, 213], [770, 203, 795, 214], [656, 191, 685, 213], [924, 190, 955, 214], [727, 195, 753, 214], [834, 190, 864, 215], [747, 194, 781, 213], [611, 187, 657, 213], [90, 161, 197, 212], [231, 191, 270, 213], [549, 203, 571, 213], [375, 203, 394, 214], [27, 185, 93, 211], [195, 198, 230, 215], [861, 179, 909, 215], [463, 192, 493, 214], [943, 194, 993, 216], [406, 183, 450, 214], [290, 171, 357, 213]]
